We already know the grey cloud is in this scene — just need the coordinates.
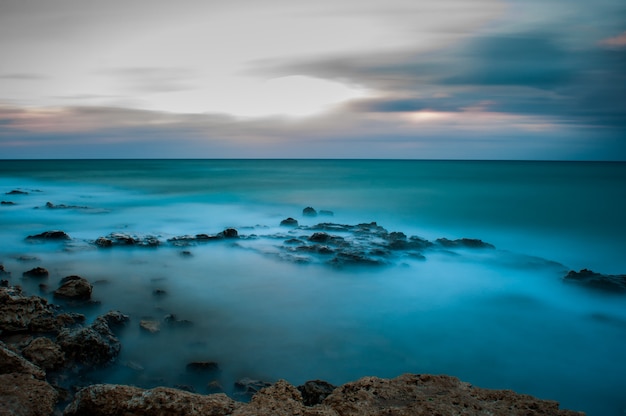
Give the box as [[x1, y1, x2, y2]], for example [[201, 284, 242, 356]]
[[98, 67, 199, 93], [0, 73, 47, 80]]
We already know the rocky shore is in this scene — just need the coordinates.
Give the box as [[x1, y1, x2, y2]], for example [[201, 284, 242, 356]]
[[0, 282, 585, 415]]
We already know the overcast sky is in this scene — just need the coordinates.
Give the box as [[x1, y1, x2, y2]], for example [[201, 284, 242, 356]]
[[1, 0, 625, 159]]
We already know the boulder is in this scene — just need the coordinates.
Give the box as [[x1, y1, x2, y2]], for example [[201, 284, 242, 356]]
[[0, 373, 58, 416], [219, 228, 239, 238], [139, 320, 161, 333], [63, 384, 239, 416], [22, 267, 49, 278], [26, 230, 71, 240], [303, 207, 318, 217], [1, 201, 16, 205], [564, 269, 626, 292], [232, 380, 311, 416], [54, 275, 93, 301], [298, 380, 336, 406], [0, 340, 45, 379], [0, 264, 9, 275], [56, 311, 128, 367], [94, 233, 160, 247], [0, 286, 56, 333], [280, 217, 299, 227], [21, 337, 65, 371]]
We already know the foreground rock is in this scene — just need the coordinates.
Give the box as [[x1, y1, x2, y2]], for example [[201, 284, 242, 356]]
[[0, 286, 56, 333], [564, 269, 626, 292], [53, 276, 93, 301], [63, 374, 582, 416], [0, 373, 59, 416]]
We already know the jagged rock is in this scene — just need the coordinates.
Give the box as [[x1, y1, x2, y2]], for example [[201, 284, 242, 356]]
[[303, 207, 318, 217], [6, 189, 28, 195], [232, 380, 313, 416], [22, 337, 65, 371], [26, 230, 71, 240], [436, 238, 495, 249], [95, 233, 160, 247], [0, 340, 45, 379], [234, 378, 273, 399], [56, 311, 128, 367], [186, 361, 219, 372], [564, 269, 626, 292], [22, 267, 49, 278], [0, 373, 58, 416], [54, 276, 93, 301], [298, 380, 336, 406], [0, 286, 56, 333], [139, 320, 160, 333], [63, 384, 239, 416], [280, 217, 299, 227]]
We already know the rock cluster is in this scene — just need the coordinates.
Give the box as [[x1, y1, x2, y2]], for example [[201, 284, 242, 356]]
[[564, 268, 626, 292]]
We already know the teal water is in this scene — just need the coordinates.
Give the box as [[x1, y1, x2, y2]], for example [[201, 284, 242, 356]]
[[1, 160, 625, 415]]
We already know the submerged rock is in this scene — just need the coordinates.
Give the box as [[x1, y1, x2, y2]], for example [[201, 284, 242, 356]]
[[436, 238, 495, 249], [1, 200, 16, 205], [54, 275, 93, 301], [22, 266, 49, 278], [280, 217, 299, 227], [319, 210, 334, 216], [234, 377, 273, 399], [5, 189, 28, 195], [564, 269, 626, 292], [26, 230, 71, 240], [186, 361, 219, 372], [297, 379, 336, 406], [303, 207, 318, 217], [95, 233, 160, 247], [139, 320, 161, 333]]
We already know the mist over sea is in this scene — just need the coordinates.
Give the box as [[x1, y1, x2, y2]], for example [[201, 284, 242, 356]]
[[1, 159, 625, 415]]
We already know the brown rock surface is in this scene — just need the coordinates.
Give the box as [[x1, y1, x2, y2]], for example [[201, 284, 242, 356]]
[[0, 286, 55, 332], [0, 340, 45, 379], [22, 337, 65, 371], [0, 373, 58, 416], [53, 275, 93, 301]]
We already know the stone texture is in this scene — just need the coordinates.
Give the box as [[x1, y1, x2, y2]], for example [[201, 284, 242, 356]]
[[0, 373, 58, 416], [0, 340, 45, 379], [0, 286, 55, 333], [54, 275, 93, 301], [22, 337, 65, 371]]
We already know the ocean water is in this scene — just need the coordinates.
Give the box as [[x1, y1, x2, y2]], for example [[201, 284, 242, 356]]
[[1, 159, 625, 415]]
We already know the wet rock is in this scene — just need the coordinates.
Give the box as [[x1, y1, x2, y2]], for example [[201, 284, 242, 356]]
[[207, 380, 224, 393], [219, 228, 239, 238], [233, 380, 307, 416], [436, 237, 495, 249], [328, 251, 387, 267], [0, 264, 9, 276], [139, 319, 161, 333], [0, 340, 46, 379], [45, 201, 90, 210], [564, 269, 626, 292], [54, 276, 93, 301], [1, 200, 16, 205], [152, 288, 167, 297], [0, 373, 58, 416], [186, 361, 219, 372], [22, 267, 49, 278], [303, 207, 318, 217], [163, 314, 192, 327], [94, 237, 113, 247], [319, 210, 334, 216], [6, 189, 28, 195], [63, 384, 239, 416], [280, 217, 299, 227], [26, 230, 71, 240], [56, 311, 128, 367], [0, 286, 56, 333], [95, 233, 160, 247], [234, 377, 273, 399], [0, 279, 8, 287], [298, 380, 336, 406], [22, 337, 65, 371], [284, 238, 304, 245]]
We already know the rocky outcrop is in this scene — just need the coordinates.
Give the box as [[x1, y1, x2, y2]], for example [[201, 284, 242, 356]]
[[56, 311, 128, 367], [298, 380, 336, 406], [63, 384, 239, 416], [0, 286, 56, 333], [0, 340, 46, 379], [26, 230, 71, 241], [564, 269, 626, 292], [5, 189, 28, 195], [280, 217, 299, 227], [436, 238, 495, 249], [22, 337, 65, 371], [53, 276, 92, 301], [0, 373, 59, 416], [22, 267, 49, 278], [62, 374, 583, 416], [95, 233, 160, 248]]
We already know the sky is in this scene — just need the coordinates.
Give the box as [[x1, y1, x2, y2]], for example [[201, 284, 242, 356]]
[[0, 0, 625, 160]]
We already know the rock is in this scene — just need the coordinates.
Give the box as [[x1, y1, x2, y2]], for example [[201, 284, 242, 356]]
[[328, 251, 387, 267], [303, 207, 318, 217], [94, 237, 113, 248], [219, 228, 239, 238], [152, 289, 167, 297], [21, 337, 65, 371], [186, 361, 219, 372], [319, 210, 334, 216], [95, 233, 160, 247], [0, 264, 9, 275], [0, 340, 46, 379], [0, 279, 8, 287], [232, 380, 311, 416], [63, 384, 239, 416], [5, 189, 28, 195], [54, 275, 93, 301], [1, 200, 16, 205], [207, 380, 224, 393], [280, 217, 299, 227], [298, 380, 336, 406], [26, 230, 71, 240], [0, 373, 58, 416], [22, 267, 49, 278], [139, 320, 160, 333], [564, 269, 626, 292], [56, 311, 128, 367], [163, 314, 192, 327], [436, 238, 495, 249], [234, 378, 273, 399], [45, 201, 90, 210], [0, 286, 56, 333]]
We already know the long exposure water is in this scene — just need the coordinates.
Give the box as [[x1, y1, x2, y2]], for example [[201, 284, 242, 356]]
[[1, 159, 625, 415]]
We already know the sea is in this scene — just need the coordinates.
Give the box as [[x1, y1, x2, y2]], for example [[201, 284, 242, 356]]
[[1, 159, 625, 415]]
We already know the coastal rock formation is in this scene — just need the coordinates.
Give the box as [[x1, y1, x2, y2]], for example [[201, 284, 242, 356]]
[[303, 207, 318, 217], [95, 233, 160, 247], [0, 340, 46, 379], [436, 238, 495, 249], [0, 372, 58, 416], [1, 200, 16, 205], [298, 380, 337, 406], [54, 276, 93, 301], [280, 217, 299, 227], [62, 374, 583, 416], [22, 267, 50, 278], [0, 286, 56, 332], [5, 189, 28, 195], [22, 337, 65, 371], [26, 230, 71, 240], [564, 269, 626, 292]]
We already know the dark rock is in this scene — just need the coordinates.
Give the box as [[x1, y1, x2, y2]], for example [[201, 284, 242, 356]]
[[564, 269, 626, 292], [56, 311, 128, 367], [152, 289, 167, 297], [0, 279, 8, 287], [234, 377, 273, 399], [174, 384, 196, 393], [219, 228, 239, 238], [95, 237, 113, 247], [45, 201, 90, 210], [186, 361, 219, 372], [309, 232, 331, 243], [303, 207, 317, 217], [6, 190, 28, 195], [297, 379, 336, 406], [63, 384, 238, 416], [284, 238, 304, 245], [0, 286, 56, 333], [164, 314, 192, 327], [436, 238, 495, 249], [26, 230, 71, 240], [1, 200, 16, 205], [139, 320, 160, 333], [181, 250, 193, 257], [54, 276, 93, 301], [0, 373, 59, 416], [22, 337, 65, 370], [0, 340, 46, 379], [95, 233, 160, 247], [22, 267, 49, 278], [280, 217, 299, 227], [329, 251, 387, 267], [319, 210, 334, 216]]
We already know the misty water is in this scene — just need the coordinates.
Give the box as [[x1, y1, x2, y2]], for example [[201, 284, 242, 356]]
[[1, 160, 625, 415]]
